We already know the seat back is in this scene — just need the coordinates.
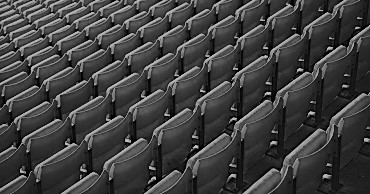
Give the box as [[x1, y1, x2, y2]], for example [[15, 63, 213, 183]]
[[272, 33, 307, 89], [330, 93, 370, 169], [24, 118, 70, 170], [0, 172, 37, 194], [334, 0, 363, 44], [0, 144, 26, 187], [234, 98, 282, 169], [196, 81, 237, 145], [283, 128, 332, 193], [205, 45, 238, 90], [276, 71, 319, 139], [237, 24, 270, 68], [129, 89, 170, 140], [188, 130, 240, 194], [56, 78, 94, 119], [168, 65, 206, 115], [314, 45, 352, 107], [109, 137, 156, 193], [108, 70, 147, 116], [110, 32, 141, 61], [70, 95, 110, 143], [145, 53, 179, 93], [85, 115, 130, 172], [34, 142, 87, 194], [304, 12, 339, 70], [153, 108, 200, 175], [233, 55, 274, 116]]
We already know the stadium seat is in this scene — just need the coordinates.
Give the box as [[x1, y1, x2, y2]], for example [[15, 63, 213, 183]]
[[85, 18, 113, 40], [27, 7, 51, 24], [88, 0, 113, 12], [297, 0, 326, 31], [177, 33, 211, 73], [167, 65, 206, 115], [195, 81, 237, 146], [186, 8, 216, 38], [0, 71, 27, 97], [109, 4, 137, 26], [166, 2, 194, 29], [187, 130, 240, 193], [84, 115, 130, 172], [303, 12, 339, 71], [139, 16, 170, 43], [271, 33, 307, 89], [103, 136, 156, 194], [234, 98, 282, 169], [36, 54, 69, 85], [14, 29, 42, 49], [144, 53, 179, 93], [204, 45, 238, 91], [153, 108, 200, 176], [74, 12, 100, 31], [48, 24, 76, 46], [146, 167, 192, 193], [34, 142, 87, 194], [110, 32, 142, 61], [136, 0, 161, 12], [65, 6, 90, 24], [107, 70, 147, 117], [7, 85, 47, 120], [208, 15, 239, 52], [27, 44, 59, 67], [41, 18, 67, 36], [20, 37, 50, 59], [33, 13, 58, 29], [57, 31, 87, 55], [78, 48, 113, 80], [213, 0, 242, 22], [124, 11, 152, 34], [333, 0, 363, 46], [233, 55, 274, 117], [235, 0, 268, 34], [243, 166, 293, 194], [0, 123, 16, 152], [0, 59, 28, 83], [44, 65, 81, 100], [2, 71, 37, 104], [98, 0, 124, 18], [269, 0, 290, 15], [276, 71, 319, 144], [150, 0, 177, 18], [22, 118, 70, 169], [61, 171, 109, 194], [31, 55, 59, 79], [330, 93, 370, 169], [126, 41, 160, 74], [128, 89, 170, 140], [237, 25, 270, 68], [97, 24, 126, 50], [69, 95, 110, 143], [0, 144, 26, 188], [68, 40, 100, 68], [92, 60, 126, 96], [14, 100, 57, 141], [282, 128, 333, 193], [57, 2, 83, 18], [267, 4, 299, 47], [313, 45, 352, 107], [158, 25, 188, 55], [349, 25, 370, 82], [0, 172, 37, 194], [56, 79, 94, 120]]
